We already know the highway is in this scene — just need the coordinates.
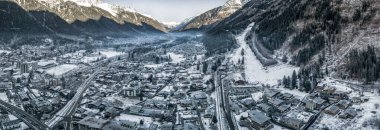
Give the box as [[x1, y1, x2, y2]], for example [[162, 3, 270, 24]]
[[0, 99, 50, 130], [45, 68, 101, 127]]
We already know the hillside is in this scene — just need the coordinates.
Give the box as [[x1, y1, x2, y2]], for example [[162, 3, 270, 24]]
[[174, 0, 245, 31], [0, 0, 167, 37], [207, 0, 380, 82]]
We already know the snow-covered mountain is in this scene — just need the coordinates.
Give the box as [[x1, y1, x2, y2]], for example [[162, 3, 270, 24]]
[[1, 0, 167, 36], [174, 0, 247, 31]]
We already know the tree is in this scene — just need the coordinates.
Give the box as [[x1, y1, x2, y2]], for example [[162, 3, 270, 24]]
[[194, 55, 197, 60], [139, 120, 144, 125], [241, 49, 245, 56], [196, 62, 200, 70], [291, 70, 297, 89], [212, 115, 218, 123], [155, 56, 160, 64], [282, 55, 288, 63], [202, 62, 208, 74], [283, 76, 288, 87], [304, 80, 312, 92]]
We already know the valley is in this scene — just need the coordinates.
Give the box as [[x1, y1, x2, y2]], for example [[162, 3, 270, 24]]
[[0, 0, 379, 130]]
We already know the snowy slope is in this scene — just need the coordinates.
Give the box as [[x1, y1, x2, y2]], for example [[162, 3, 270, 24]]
[[230, 23, 298, 85]]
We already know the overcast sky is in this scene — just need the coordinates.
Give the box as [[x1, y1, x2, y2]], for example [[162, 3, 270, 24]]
[[104, 0, 227, 23]]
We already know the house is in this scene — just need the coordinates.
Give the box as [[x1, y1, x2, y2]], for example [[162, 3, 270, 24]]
[[339, 108, 357, 119], [264, 89, 280, 100], [304, 97, 325, 110], [337, 100, 351, 109], [243, 110, 273, 130], [268, 98, 284, 107], [2, 119, 22, 130], [324, 105, 340, 115], [76, 116, 109, 130], [0, 114, 10, 123], [204, 105, 215, 118], [258, 103, 272, 113], [277, 105, 290, 113], [240, 98, 255, 108], [160, 123, 173, 130], [119, 87, 141, 98], [282, 118, 303, 130]]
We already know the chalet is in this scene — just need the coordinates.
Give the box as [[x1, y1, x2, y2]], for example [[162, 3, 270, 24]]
[[325, 105, 339, 115], [339, 108, 357, 119], [243, 110, 273, 130], [337, 100, 351, 109]]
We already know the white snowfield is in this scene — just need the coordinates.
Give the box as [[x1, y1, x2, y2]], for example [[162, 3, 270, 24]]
[[0, 50, 11, 54], [167, 52, 186, 63], [46, 64, 78, 77], [99, 50, 124, 58], [233, 23, 298, 86]]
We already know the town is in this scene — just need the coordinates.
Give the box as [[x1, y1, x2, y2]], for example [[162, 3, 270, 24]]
[[0, 34, 379, 130]]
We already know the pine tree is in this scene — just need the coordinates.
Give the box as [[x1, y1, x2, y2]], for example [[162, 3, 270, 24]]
[[202, 62, 208, 74], [291, 70, 297, 89]]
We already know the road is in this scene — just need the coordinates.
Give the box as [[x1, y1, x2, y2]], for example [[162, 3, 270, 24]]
[[214, 71, 226, 130], [0, 99, 50, 130], [45, 68, 101, 127]]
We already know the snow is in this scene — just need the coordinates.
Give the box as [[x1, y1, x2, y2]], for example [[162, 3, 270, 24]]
[[277, 86, 308, 100], [313, 92, 380, 130], [46, 64, 78, 77], [0, 93, 9, 101], [81, 56, 103, 63], [98, 50, 124, 58], [31, 89, 40, 97], [162, 21, 180, 28], [251, 92, 263, 102], [115, 114, 153, 124], [144, 64, 164, 68], [167, 52, 185, 63], [233, 23, 298, 85], [37, 60, 56, 67], [0, 50, 11, 54]]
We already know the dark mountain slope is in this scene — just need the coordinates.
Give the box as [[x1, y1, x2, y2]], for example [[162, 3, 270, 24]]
[[206, 0, 380, 81], [0, 1, 162, 37]]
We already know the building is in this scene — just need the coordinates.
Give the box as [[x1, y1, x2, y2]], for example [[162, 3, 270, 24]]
[[20, 63, 28, 74], [243, 110, 273, 130], [325, 105, 339, 115], [76, 117, 109, 130], [2, 119, 21, 130]]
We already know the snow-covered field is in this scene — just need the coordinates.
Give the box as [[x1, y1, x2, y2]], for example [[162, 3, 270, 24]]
[[232, 23, 298, 86], [115, 114, 153, 124], [81, 56, 103, 63], [98, 50, 124, 58], [167, 52, 185, 63], [46, 64, 78, 76]]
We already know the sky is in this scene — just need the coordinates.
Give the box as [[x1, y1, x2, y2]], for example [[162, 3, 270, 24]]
[[104, 0, 227, 23]]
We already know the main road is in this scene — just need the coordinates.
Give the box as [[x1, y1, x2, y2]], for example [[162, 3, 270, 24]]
[[0, 99, 50, 130], [45, 68, 102, 127]]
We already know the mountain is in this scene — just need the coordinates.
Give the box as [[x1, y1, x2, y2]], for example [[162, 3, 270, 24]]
[[174, 0, 247, 31], [207, 0, 380, 81], [0, 0, 167, 37]]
